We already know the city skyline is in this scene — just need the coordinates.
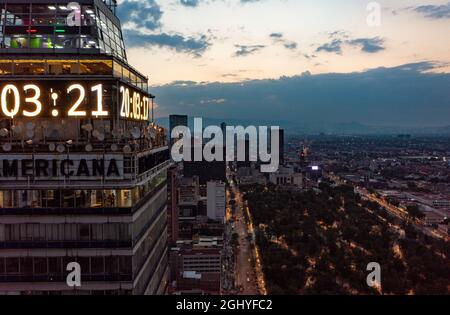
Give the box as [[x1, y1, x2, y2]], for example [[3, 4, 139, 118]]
[[0, 0, 449, 299], [118, 0, 450, 127]]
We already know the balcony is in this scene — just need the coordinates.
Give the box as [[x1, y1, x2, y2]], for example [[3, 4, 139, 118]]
[[0, 178, 168, 216]]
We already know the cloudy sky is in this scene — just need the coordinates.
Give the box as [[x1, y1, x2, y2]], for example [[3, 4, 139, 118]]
[[117, 0, 450, 128]]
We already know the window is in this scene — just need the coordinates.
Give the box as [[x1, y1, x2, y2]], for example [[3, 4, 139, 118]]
[[6, 35, 29, 48], [82, 6, 96, 26], [26, 224, 33, 241], [0, 257, 4, 274], [113, 61, 122, 77], [91, 224, 103, 241], [48, 257, 62, 276], [78, 257, 90, 274], [91, 257, 104, 275], [6, 257, 19, 274], [33, 224, 40, 240], [120, 190, 132, 208], [130, 73, 137, 85], [80, 224, 90, 241], [6, 4, 30, 15], [5, 4, 30, 27], [30, 14, 55, 26], [46, 190, 59, 207], [105, 256, 118, 274], [13, 60, 45, 75], [0, 3, 104, 52], [62, 190, 76, 208], [54, 34, 79, 49], [0, 4, 5, 25], [80, 35, 99, 49], [64, 224, 75, 240], [118, 224, 130, 241], [20, 257, 33, 274], [0, 60, 12, 74], [104, 224, 118, 241], [80, 60, 112, 75], [119, 256, 131, 274], [12, 225, 20, 241], [122, 67, 130, 82], [47, 224, 58, 241], [31, 5, 54, 14], [47, 60, 79, 75], [34, 257, 47, 275]]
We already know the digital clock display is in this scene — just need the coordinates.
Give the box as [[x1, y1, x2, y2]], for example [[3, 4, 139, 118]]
[[0, 81, 150, 122], [119, 85, 150, 121]]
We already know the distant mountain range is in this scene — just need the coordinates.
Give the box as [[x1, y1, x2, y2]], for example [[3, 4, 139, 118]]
[[155, 117, 450, 136]]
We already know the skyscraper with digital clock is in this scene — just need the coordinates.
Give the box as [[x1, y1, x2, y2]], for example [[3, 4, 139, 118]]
[[0, 0, 170, 295]]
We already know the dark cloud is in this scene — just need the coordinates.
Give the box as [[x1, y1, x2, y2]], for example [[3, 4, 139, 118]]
[[124, 31, 210, 57], [347, 37, 385, 53], [180, 0, 199, 7], [152, 62, 450, 128], [269, 32, 297, 50], [234, 45, 266, 57], [118, 0, 210, 56], [316, 39, 343, 54], [269, 33, 283, 39], [177, 0, 265, 7], [117, 0, 162, 30], [414, 2, 450, 19], [316, 32, 385, 54]]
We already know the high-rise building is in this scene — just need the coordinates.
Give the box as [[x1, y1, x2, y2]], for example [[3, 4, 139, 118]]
[[279, 129, 285, 166], [0, 0, 170, 295], [207, 181, 226, 223], [178, 176, 200, 219], [167, 165, 180, 244], [169, 115, 188, 133], [169, 115, 188, 147]]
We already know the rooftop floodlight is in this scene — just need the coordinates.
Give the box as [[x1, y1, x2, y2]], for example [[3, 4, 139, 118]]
[[56, 144, 66, 153], [2, 143, 12, 152]]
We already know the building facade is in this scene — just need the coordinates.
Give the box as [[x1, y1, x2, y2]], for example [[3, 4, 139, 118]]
[[206, 181, 225, 223], [0, 0, 170, 295], [167, 165, 180, 244], [269, 166, 303, 188], [170, 241, 222, 295]]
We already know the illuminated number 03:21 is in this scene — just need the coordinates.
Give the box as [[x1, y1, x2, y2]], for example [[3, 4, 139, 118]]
[[0, 83, 108, 118]]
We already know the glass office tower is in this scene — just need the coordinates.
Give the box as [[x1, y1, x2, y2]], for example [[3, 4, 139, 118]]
[[0, 0, 170, 295]]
